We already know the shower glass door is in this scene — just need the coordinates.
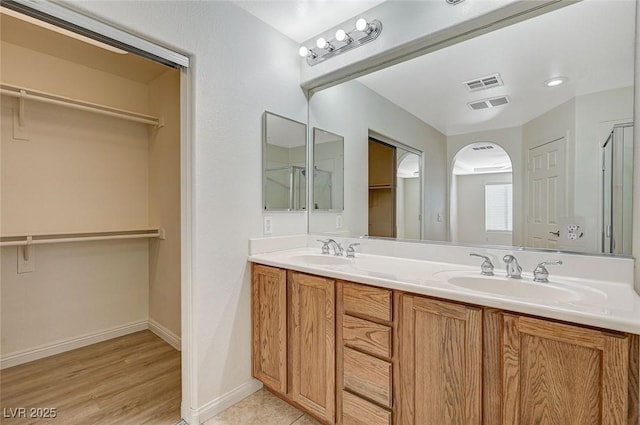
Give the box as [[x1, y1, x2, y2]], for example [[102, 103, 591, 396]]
[[602, 123, 633, 255]]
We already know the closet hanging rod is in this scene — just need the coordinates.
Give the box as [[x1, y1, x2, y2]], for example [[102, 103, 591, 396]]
[[0, 83, 164, 128], [0, 229, 165, 247]]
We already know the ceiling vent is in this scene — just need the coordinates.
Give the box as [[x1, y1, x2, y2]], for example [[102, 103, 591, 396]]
[[446, 0, 466, 4], [468, 96, 510, 111], [464, 73, 503, 92]]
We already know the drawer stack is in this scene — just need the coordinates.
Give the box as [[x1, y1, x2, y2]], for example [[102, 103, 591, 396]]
[[338, 281, 395, 425]]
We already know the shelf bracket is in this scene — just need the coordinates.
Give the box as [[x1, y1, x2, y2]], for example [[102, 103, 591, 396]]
[[23, 236, 33, 262], [18, 90, 26, 127], [12, 90, 29, 141]]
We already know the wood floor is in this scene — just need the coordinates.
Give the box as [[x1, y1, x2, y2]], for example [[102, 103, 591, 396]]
[[1, 330, 181, 425]]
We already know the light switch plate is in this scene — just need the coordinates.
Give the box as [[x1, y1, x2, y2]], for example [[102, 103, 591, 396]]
[[17, 246, 35, 273], [336, 215, 343, 229]]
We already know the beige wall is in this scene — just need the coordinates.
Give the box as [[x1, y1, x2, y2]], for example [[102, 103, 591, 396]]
[[1, 41, 151, 114], [148, 69, 181, 339], [1, 240, 149, 356]]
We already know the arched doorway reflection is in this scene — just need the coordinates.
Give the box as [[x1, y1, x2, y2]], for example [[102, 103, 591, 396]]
[[450, 142, 513, 245]]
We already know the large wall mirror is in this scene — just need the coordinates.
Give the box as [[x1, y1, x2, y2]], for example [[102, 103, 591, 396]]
[[263, 111, 307, 211], [308, 0, 635, 256]]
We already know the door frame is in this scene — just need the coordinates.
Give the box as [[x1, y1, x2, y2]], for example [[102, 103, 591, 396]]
[[368, 131, 424, 240]]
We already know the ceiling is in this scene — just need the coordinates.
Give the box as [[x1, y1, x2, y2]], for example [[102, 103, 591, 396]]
[[356, 0, 635, 136], [234, 0, 386, 43]]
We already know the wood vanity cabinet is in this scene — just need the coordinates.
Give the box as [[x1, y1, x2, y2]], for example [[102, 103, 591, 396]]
[[289, 271, 336, 423], [398, 293, 482, 425], [337, 281, 395, 425], [252, 264, 639, 425], [498, 314, 639, 425], [251, 264, 336, 424], [251, 264, 287, 393]]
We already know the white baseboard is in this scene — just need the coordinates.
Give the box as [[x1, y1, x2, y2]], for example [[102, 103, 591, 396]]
[[0, 320, 148, 370], [148, 318, 182, 351], [193, 379, 263, 424]]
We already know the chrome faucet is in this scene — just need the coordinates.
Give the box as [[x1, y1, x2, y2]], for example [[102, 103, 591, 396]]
[[470, 253, 494, 276], [318, 238, 343, 256], [318, 239, 343, 255], [533, 260, 563, 283], [346, 243, 360, 258], [503, 255, 522, 279]]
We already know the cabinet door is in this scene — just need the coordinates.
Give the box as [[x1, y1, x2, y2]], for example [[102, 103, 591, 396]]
[[502, 315, 629, 425], [399, 294, 482, 425], [289, 271, 335, 422], [252, 264, 287, 393]]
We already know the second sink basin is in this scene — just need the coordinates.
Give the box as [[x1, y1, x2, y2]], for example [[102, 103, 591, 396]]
[[447, 275, 582, 302]]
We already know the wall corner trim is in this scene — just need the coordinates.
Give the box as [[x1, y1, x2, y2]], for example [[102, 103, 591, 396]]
[[148, 318, 182, 351], [0, 320, 148, 370]]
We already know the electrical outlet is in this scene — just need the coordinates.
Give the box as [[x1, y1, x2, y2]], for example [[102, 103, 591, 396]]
[[263, 216, 273, 235], [567, 224, 579, 232], [567, 232, 578, 240], [336, 215, 343, 229], [17, 246, 35, 273]]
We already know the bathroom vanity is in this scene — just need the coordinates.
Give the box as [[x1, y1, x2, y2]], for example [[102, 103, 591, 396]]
[[249, 242, 640, 425]]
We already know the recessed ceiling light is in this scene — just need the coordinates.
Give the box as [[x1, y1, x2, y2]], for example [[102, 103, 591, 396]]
[[545, 76, 568, 87]]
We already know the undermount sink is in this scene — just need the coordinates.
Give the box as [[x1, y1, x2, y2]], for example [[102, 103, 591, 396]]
[[290, 254, 352, 267], [447, 275, 582, 302]]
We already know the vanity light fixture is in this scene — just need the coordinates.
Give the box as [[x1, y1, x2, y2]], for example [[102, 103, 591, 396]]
[[545, 76, 568, 87], [298, 17, 382, 66]]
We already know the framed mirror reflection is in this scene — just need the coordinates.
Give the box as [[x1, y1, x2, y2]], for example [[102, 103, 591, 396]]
[[307, 0, 635, 256], [263, 111, 307, 211], [312, 128, 344, 211]]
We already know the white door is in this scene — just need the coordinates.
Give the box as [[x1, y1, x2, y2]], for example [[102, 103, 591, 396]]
[[527, 138, 566, 248]]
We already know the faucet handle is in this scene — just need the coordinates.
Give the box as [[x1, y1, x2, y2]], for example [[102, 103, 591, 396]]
[[346, 243, 360, 258], [470, 253, 494, 276], [533, 260, 563, 283], [317, 239, 330, 255]]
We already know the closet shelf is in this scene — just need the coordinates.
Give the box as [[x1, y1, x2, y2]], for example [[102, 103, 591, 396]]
[[0, 229, 165, 247], [0, 83, 164, 128]]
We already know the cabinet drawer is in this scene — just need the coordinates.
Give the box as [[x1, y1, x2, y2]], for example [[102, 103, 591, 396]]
[[343, 314, 391, 359], [343, 347, 392, 407], [342, 281, 392, 322], [342, 390, 391, 425]]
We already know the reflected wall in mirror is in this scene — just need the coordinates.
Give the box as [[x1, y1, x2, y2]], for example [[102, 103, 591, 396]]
[[312, 128, 344, 211], [263, 111, 307, 211], [308, 0, 635, 255]]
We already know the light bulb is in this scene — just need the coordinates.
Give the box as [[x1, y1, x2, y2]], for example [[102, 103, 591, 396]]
[[298, 46, 309, 57], [335, 29, 347, 42], [316, 37, 327, 49], [355, 18, 368, 32]]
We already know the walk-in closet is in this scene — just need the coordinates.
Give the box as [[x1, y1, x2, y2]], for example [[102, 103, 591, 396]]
[[0, 6, 182, 424]]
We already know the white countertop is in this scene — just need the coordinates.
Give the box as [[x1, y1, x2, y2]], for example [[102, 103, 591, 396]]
[[249, 247, 640, 335]]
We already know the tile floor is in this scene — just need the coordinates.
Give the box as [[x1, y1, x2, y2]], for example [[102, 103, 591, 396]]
[[204, 389, 321, 425]]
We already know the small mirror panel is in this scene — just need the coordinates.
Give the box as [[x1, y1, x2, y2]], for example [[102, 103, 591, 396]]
[[263, 112, 307, 211]]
